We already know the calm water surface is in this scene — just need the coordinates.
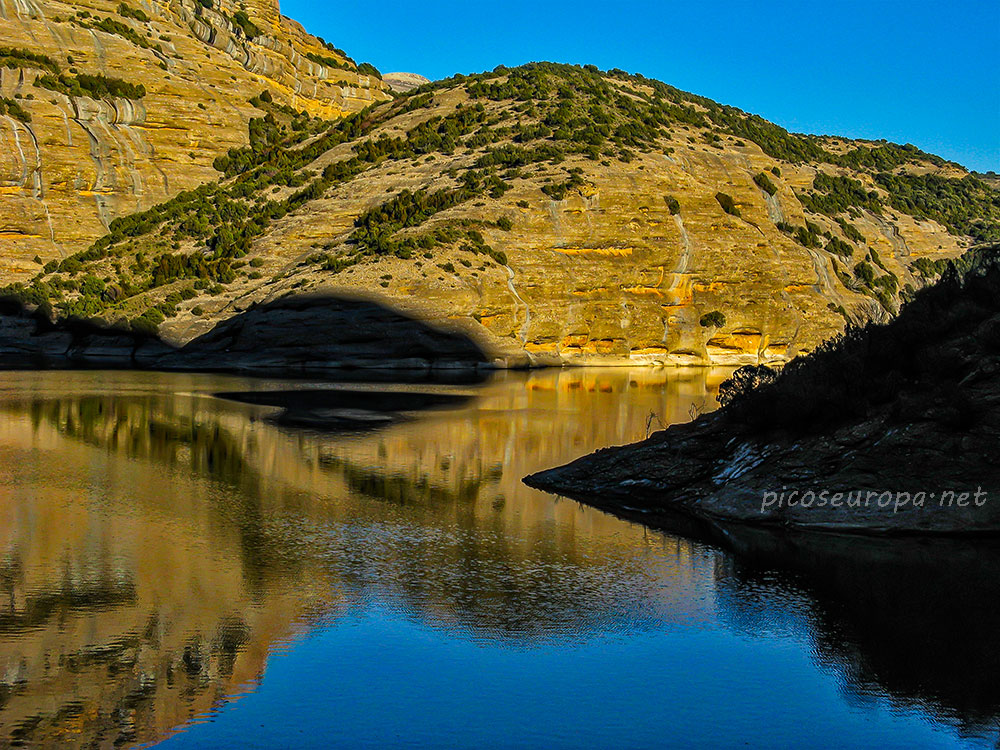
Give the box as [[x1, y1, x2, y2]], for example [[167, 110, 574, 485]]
[[0, 369, 996, 749]]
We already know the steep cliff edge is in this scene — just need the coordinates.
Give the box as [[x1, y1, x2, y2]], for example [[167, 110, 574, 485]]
[[526, 245, 1000, 533], [0, 0, 389, 275], [2, 62, 998, 368]]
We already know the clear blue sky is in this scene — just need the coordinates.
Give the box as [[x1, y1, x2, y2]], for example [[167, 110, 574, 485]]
[[283, 0, 999, 172]]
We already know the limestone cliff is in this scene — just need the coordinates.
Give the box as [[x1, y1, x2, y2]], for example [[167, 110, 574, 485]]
[[0, 0, 389, 276], [526, 246, 1000, 533], [2, 62, 998, 369]]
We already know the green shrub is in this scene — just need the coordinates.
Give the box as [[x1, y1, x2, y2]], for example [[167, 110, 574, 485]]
[[305, 52, 351, 71], [700, 310, 726, 327], [541, 171, 586, 200], [715, 192, 740, 217], [825, 237, 853, 258], [0, 97, 30, 122], [131, 307, 164, 335], [910, 257, 950, 279], [853, 261, 876, 286], [663, 195, 681, 214], [86, 17, 161, 51], [117, 3, 149, 22], [836, 217, 865, 243], [231, 10, 261, 39], [753, 172, 778, 196], [321, 256, 357, 273], [794, 224, 822, 248], [59, 258, 83, 274], [800, 172, 882, 216]]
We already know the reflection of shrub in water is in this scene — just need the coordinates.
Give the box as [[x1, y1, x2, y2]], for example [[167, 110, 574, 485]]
[[213, 615, 252, 679]]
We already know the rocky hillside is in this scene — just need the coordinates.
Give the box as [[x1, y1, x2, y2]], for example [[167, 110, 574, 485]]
[[3, 60, 999, 368], [527, 245, 1000, 534], [0, 0, 388, 276]]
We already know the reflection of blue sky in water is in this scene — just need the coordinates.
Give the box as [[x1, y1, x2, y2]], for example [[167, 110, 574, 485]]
[[163, 606, 969, 750], [0, 369, 993, 749]]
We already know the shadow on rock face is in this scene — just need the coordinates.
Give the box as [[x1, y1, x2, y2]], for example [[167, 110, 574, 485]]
[[0, 294, 491, 375], [702, 522, 1000, 743], [161, 294, 490, 373]]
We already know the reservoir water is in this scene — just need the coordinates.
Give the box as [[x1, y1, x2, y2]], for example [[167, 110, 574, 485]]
[[0, 369, 995, 749]]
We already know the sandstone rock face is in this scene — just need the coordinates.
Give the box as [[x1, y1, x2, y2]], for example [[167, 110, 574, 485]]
[[0, 0, 389, 277], [382, 72, 430, 93], [155, 91, 967, 369]]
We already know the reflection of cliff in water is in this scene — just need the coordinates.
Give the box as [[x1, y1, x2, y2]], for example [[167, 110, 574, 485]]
[[0, 369, 725, 748], [7, 369, 991, 748]]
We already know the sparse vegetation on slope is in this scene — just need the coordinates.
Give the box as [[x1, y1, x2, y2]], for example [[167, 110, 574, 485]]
[[800, 173, 882, 216], [1, 61, 995, 346], [875, 173, 1000, 243], [0, 96, 31, 122], [73, 13, 163, 52], [116, 3, 149, 22]]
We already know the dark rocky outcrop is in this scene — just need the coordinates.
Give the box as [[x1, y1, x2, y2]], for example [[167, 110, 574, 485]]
[[526, 245, 1000, 534]]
